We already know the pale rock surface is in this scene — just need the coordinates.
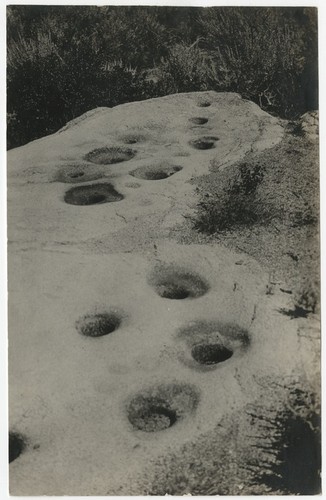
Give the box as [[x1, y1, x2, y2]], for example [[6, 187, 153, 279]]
[[8, 91, 313, 495]]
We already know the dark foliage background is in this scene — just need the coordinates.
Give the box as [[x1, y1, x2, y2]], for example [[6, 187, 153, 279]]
[[7, 6, 318, 149]]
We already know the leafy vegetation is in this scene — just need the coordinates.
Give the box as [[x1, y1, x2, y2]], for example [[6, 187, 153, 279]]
[[199, 7, 318, 117], [7, 6, 318, 149], [191, 126, 320, 314], [194, 162, 267, 233]]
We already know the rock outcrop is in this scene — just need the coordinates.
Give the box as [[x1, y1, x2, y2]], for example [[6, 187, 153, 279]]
[[8, 92, 318, 495]]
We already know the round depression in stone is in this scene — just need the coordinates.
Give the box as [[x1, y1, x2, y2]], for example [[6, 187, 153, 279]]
[[191, 343, 233, 365], [178, 320, 250, 347], [177, 320, 250, 370], [130, 165, 182, 181], [148, 265, 210, 299], [127, 397, 177, 432], [64, 183, 123, 205], [53, 163, 104, 183], [121, 133, 147, 145], [126, 383, 199, 432], [84, 147, 136, 165], [189, 136, 219, 150], [76, 312, 122, 337], [197, 100, 211, 107], [189, 117, 209, 125]]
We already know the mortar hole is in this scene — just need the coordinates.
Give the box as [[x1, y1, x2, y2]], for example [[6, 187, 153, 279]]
[[189, 117, 209, 125], [131, 165, 182, 181], [149, 265, 209, 300], [9, 432, 25, 463], [197, 101, 211, 107], [159, 283, 190, 299], [54, 163, 103, 183], [128, 399, 177, 432], [84, 147, 136, 165], [64, 183, 123, 205], [127, 383, 199, 433], [191, 343, 233, 365], [76, 312, 121, 337], [189, 136, 219, 150], [88, 194, 106, 204], [151, 172, 168, 180], [122, 134, 146, 145]]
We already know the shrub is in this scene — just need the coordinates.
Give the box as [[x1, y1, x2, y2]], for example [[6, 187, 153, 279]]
[[7, 9, 157, 148], [295, 284, 318, 314], [99, 7, 170, 69], [279, 283, 319, 318], [155, 41, 217, 94], [199, 7, 318, 118], [7, 6, 318, 148], [230, 163, 265, 196], [194, 163, 266, 234], [6, 6, 164, 148]]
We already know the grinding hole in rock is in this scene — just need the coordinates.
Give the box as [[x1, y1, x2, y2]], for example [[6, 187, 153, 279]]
[[84, 146, 136, 165], [177, 320, 249, 370], [191, 343, 233, 365], [9, 432, 25, 463], [178, 320, 250, 348], [189, 117, 209, 125], [128, 398, 177, 432], [197, 101, 211, 107], [149, 265, 209, 300], [159, 283, 190, 299], [189, 136, 219, 150], [130, 165, 182, 181], [54, 164, 103, 183], [64, 183, 123, 205], [76, 312, 122, 337], [121, 134, 146, 145], [126, 383, 200, 432]]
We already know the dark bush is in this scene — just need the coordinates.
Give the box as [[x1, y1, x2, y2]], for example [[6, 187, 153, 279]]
[[194, 163, 267, 234], [7, 6, 318, 149], [198, 7, 318, 118], [154, 41, 217, 95], [7, 6, 165, 148]]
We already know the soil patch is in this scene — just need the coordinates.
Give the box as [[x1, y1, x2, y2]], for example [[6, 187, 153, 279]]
[[188, 126, 319, 313], [144, 379, 320, 495]]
